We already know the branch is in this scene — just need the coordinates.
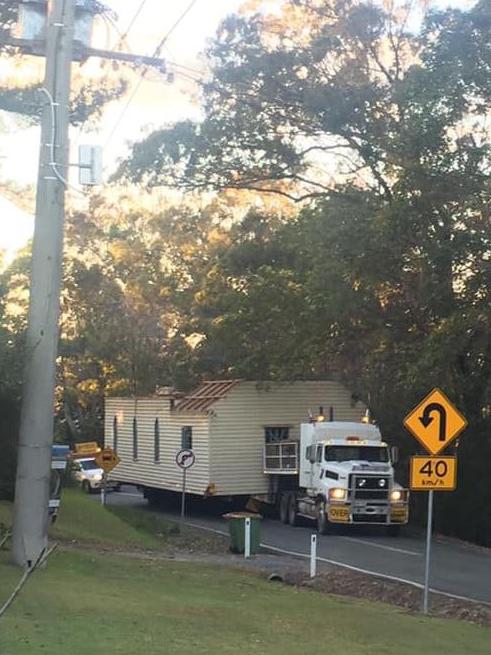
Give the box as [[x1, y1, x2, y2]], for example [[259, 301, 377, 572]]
[[0, 544, 58, 620], [367, 42, 394, 85]]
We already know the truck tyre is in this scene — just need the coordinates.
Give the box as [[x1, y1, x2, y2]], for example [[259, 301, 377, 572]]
[[279, 494, 289, 524], [288, 495, 299, 527], [316, 501, 330, 535]]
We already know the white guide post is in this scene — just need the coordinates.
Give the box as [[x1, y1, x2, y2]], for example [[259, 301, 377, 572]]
[[310, 533, 317, 578], [244, 517, 251, 559]]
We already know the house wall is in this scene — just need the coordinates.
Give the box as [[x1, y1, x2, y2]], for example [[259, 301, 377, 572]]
[[104, 397, 210, 495], [208, 381, 366, 496]]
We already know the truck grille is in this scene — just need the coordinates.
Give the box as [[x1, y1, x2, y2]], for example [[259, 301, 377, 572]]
[[350, 475, 390, 502]]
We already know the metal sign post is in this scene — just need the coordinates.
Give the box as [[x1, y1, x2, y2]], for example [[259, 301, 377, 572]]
[[176, 449, 196, 525], [181, 468, 187, 522], [310, 534, 317, 578], [100, 472, 107, 507], [404, 388, 467, 616], [422, 490, 434, 614]]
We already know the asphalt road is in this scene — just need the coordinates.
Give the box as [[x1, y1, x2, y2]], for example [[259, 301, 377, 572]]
[[105, 486, 491, 605]]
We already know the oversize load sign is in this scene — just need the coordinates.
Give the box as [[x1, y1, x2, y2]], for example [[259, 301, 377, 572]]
[[410, 456, 457, 491], [404, 388, 467, 456]]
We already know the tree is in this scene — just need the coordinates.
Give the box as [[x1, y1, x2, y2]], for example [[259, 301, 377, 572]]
[[114, 0, 491, 542]]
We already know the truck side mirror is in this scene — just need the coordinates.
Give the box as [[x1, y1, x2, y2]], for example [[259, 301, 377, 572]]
[[390, 446, 399, 464]]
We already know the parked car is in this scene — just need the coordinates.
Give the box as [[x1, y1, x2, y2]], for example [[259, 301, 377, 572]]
[[71, 457, 120, 494]]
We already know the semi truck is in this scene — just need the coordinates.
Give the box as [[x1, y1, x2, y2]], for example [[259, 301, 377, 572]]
[[105, 381, 408, 535], [263, 415, 408, 535]]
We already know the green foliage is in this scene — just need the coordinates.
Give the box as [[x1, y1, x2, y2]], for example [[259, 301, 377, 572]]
[[113, 0, 491, 542], [1, 0, 490, 545]]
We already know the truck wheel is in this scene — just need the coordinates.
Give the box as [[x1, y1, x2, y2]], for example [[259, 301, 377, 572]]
[[317, 501, 330, 535], [279, 494, 289, 524], [288, 495, 299, 526]]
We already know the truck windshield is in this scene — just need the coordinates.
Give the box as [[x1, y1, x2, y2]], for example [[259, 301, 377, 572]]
[[325, 446, 389, 463]]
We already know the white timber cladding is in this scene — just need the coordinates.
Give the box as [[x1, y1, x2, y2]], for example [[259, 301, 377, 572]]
[[105, 397, 210, 495], [208, 381, 366, 496], [104, 381, 366, 498]]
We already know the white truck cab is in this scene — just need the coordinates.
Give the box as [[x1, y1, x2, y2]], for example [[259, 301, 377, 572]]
[[266, 418, 408, 535]]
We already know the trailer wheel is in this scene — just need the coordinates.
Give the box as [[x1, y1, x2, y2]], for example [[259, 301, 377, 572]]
[[316, 501, 331, 535], [288, 495, 299, 527], [279, 494, 289, 524]]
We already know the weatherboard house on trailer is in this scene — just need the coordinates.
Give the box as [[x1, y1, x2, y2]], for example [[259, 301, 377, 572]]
[[104, 380, 366, 498]]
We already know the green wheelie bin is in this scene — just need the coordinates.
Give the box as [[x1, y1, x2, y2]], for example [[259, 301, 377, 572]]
[[223, 512, 262, 554]]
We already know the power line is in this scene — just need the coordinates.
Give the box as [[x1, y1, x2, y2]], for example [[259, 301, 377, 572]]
[[114, 0, 148, 49], [105, 0, 200, 148]]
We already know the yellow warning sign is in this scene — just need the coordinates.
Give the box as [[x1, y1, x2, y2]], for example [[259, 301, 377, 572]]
[[95, 448, 121, 473], [328, 505, 350, 522], [410, 456, 457, 491], [74, 441, 100, 456], [404, 388, 467, 455]]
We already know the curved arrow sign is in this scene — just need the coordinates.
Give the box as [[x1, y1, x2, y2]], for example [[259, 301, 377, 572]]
[[419, 403, 447, 443], [404, 388, 467, 455]]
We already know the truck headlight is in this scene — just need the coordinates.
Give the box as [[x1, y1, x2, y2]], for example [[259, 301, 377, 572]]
[[93, 474, 102, 482], [329, 488, 347, 501], [390, 489, 406, 502]]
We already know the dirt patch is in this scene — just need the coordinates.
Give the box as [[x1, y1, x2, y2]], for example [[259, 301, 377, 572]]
[[283, 567, 491, 626]]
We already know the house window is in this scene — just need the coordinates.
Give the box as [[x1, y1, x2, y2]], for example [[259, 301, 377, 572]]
[[113, 416, 118, 453], [181, 426, 193, 450], [133, 417, 138, 460], [264, 427, 290, 443], [154, 418, 160, 462]]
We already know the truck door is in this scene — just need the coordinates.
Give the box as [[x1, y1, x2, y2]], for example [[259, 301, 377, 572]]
[[312, 444, 323, 487]]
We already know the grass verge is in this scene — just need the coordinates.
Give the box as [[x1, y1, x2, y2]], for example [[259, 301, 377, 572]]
[[1, 488, 226, 552], [0, 547, 489, 655]]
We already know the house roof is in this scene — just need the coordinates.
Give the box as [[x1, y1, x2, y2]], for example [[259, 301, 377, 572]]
[[175, 380, 241, 412]]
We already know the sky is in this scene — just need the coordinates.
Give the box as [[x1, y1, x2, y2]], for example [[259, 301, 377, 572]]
[[0, 0, 477, 261]]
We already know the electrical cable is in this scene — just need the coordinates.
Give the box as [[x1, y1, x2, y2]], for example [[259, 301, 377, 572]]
[[40, 87, 84, 195], [104, 0, 200, 148], [114, 0, 149, 49]]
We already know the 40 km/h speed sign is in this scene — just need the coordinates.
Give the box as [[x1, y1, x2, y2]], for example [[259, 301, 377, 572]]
[[410, 456, 457, 491]]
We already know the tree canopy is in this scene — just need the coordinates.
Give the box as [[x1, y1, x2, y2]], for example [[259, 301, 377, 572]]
[[1, 0, 490, 544]]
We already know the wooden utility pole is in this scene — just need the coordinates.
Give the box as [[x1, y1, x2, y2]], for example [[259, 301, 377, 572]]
[[6, 2, 167, 568], [12, 0, 75, 567]]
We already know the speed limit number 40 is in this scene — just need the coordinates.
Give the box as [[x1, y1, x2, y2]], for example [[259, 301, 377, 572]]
[[410, 456, 457, 491]]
